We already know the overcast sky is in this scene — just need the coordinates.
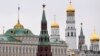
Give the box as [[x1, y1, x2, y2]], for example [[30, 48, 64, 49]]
[[0, 0, 100, 49]]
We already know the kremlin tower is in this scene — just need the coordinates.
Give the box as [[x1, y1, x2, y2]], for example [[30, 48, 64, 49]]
[[36, 4, 52, 56], [78, 23, 85, 51], [50, 16, 60, 42], [65, 0, 76, 49], [90, 29, 99, 52]]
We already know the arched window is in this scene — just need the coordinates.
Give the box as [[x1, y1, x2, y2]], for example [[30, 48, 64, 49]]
[[71, 32, 73, 36], [74, 32, 76, 36], [11, 30, 15, 34], [45, 38, 47, 42], [68, 27, 70, 29], [68, 32, 69, 36], [71, 27, 72, 29], [40, 38, 43, 42]]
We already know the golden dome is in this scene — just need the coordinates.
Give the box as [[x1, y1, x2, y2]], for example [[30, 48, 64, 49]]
[[14, 19, 24, 29], [90, 31, 99, 42], [51, 21, 59, 28], [66, 3, 75, 12]]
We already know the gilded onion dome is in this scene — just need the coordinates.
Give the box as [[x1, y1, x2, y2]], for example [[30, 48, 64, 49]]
[[14, 19, 24, 29], [51, 21, 59, 28], [90, 30, 99, 42], [66, 2, 75, 12], [14, 5, 24, 29]]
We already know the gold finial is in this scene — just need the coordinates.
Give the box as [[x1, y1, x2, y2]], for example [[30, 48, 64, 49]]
[[18, 3, 20, 23], [18, 18, 20, 24], [51, 15, 59, 28], [66, 0, 75, 12], [14, 4, 24, 29]]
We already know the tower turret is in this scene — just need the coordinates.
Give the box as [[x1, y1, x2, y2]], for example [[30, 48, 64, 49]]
[[78, 23, 85, 51], [37, 4, 52, 56]]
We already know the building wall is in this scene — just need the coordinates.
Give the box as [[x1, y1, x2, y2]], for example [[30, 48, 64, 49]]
[[0, 42, 67, 56], [0, 43, 38, 56], [65, 36, 76, 49], [51, 45, 67, 56], [51, 28, 60, 42], [65, 22, 76, 49]]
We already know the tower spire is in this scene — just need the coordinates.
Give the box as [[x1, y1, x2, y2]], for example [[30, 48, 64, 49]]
[[18, 4, 20, 24], [41, 4, 47, 22], [80, 23, 83, 35], [14, 4, 24, 29], [78, 23, 85, 51], [37, 4, 52, 56], [40, 4, 49, 42]]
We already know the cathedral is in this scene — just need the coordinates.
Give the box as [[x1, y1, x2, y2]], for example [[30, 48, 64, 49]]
[[0, 4, 67, 56]]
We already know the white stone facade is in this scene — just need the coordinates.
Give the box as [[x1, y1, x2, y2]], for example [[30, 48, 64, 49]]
[[0, 43, 37, 56], [51, 28, 60, 42], [51, 43, 67, 56], [90, 41, 99, 52], [0, 37, 67, 56], [65, 15, 76, 49]]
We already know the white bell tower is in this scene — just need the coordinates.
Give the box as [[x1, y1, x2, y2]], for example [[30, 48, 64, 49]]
[[65, 0, 76, 49]]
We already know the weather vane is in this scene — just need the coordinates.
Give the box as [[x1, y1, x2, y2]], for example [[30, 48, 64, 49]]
[[69, 0, 72, 4]]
